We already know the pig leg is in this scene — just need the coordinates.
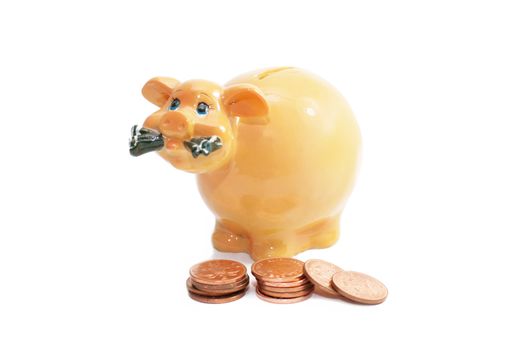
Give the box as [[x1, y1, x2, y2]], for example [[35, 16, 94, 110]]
[[212, 219, 250, 254], [290, 214, 341, 255], [248, 215, 341, 260], [250, 237, 290, 260], [213, 215, 341, 260], [213, 222, 290, 260]]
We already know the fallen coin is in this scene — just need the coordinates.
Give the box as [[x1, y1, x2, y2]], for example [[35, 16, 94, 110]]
[[304, 259, 343, 296], [331, 271, 388, 305]]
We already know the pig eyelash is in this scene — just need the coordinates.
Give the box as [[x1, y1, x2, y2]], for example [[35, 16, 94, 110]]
[[200, 103, 215, 110], [196, 101, 211, 116]]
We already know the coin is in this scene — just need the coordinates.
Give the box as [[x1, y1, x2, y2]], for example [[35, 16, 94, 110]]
[[256, 276, 311, 288], [186, 278, 249, 296], [255, 287, 313, 304], [190, 259, 247, 285], [304, 259, 343, 296], [331, 271, 388, 305], [251, 258, 305, 282], [258, 284, 314, 298], [191, 275, 249, 291], [257, 282, 313, 293], [188, 288, 247, 304]]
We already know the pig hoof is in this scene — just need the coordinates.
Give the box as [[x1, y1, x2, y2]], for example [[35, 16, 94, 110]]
[[250, 239, 290, 261], [212, 221, 249, 253], [298, 215, 341, 249], [308, 228, 340, 249]]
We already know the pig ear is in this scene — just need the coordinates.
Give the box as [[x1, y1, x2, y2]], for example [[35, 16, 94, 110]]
[[142, 77, 180, 107], [222, 84, 269, 125]]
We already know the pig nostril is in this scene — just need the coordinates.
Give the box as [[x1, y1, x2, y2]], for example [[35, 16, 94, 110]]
[[160, 113, 189, 137]]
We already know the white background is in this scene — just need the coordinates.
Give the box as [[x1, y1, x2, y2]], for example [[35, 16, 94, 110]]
[[1, 0, 524, 349]]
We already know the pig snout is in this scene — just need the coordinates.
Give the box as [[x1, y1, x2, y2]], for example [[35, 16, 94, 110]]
[[159, 111, 193, 139]]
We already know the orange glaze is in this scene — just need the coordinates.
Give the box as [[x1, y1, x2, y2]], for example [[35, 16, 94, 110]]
[[140, 68, 361, 260]]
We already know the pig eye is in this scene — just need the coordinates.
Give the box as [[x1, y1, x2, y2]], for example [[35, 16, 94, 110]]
[[196, 102, 209, 116], [169, 98, 180, 111]]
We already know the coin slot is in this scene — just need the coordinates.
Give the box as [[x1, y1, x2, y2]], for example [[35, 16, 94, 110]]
[[257, 67, 294, 80]]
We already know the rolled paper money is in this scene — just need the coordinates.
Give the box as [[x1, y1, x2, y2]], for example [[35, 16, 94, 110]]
[[129, 125, 164, 157], [183, 136, 223, 158]]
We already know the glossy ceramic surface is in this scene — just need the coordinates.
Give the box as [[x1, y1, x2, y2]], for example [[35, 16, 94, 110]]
[[139, 67, 361, 260]]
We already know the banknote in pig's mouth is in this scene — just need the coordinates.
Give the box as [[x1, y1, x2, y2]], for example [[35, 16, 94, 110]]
[[129, 125, 164, 157], [183, 136, 223, 158], [129, 125, 222, 158]]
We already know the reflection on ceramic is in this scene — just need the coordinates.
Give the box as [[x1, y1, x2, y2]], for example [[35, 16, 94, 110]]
[[132, 67, 361, 260]]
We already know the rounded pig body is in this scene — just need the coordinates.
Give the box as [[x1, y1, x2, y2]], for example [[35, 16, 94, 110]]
[[138, 67, 360, 260]]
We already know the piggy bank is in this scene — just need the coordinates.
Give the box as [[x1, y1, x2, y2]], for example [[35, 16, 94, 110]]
[[132, 67, 361, 260]]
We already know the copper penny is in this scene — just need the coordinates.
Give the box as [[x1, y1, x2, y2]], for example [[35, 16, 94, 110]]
[[190, 259, 247, 285], [251, 258, 305, 282], [188, 288, 247, 304], [255, 276, 310, 288], [304, 259, 343, 296], [191, 275, 249, 291], [257, 282, 313, 293], [186, 278, 249, 296], [258, 284, 314, 298], [332, 271, 388, 305], [255, 287, 313, 304]]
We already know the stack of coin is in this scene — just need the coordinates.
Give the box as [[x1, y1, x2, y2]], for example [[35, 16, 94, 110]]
[[304, 259, 388, 305], [251, 257, 314, 304], [187, 259, 249, 304]]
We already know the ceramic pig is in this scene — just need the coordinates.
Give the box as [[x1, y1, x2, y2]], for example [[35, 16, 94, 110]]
[[132, 67, 361, 260]]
